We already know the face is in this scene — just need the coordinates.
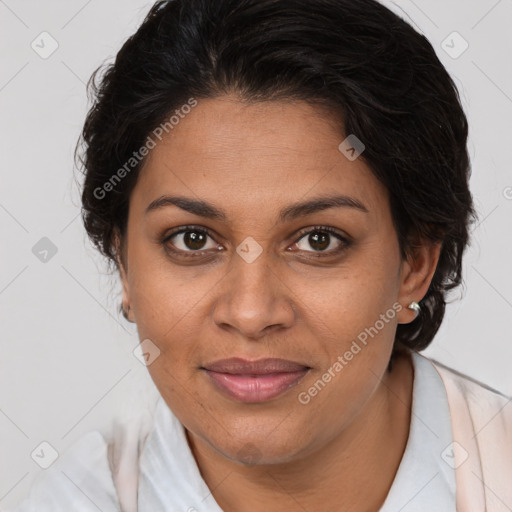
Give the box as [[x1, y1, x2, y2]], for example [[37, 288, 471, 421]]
[[118, 96, 437, 465]]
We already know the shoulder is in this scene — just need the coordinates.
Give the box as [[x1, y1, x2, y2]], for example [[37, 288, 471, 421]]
[[8, 375, 161, 512], [7, 430, 121, 512], [428, 355, 512, 404], [425, 354, 512, 439], [423, 354, 512, 508]]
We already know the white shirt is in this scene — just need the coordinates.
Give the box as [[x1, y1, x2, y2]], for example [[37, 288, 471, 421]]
[[378, 351, 456, 511], [9, 352, 457, 511]]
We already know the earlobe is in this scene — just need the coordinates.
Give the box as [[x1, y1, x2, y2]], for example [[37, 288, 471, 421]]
[[119, 266, 135, 323], [396, 240, 442, 324], [113, 230, 134, 322], [119, 265, 131, 316]]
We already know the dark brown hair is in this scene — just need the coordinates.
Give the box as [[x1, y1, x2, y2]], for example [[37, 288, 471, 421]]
[[76, 0, 477, 356]]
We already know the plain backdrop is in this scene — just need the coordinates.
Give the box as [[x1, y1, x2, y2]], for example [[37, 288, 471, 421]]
[[1, 0, 511, 508]]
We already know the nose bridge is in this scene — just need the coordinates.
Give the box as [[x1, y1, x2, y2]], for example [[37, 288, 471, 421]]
[[235, 245, 274, 293], [213, 242, 294, 338], [230, 246, 278, 316]]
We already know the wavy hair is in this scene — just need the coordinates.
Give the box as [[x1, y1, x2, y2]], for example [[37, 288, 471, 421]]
[[76, 0, 477, 355]]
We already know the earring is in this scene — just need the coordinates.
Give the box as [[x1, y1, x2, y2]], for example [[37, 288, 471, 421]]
[[408, 301, 421, 318]]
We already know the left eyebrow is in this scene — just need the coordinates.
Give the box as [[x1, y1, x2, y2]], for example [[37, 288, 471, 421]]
[[278, 194, 369, 222], [144, 194, 369, 222]]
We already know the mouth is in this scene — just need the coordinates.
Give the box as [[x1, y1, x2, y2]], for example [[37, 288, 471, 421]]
[[201, 357, 311, 403]]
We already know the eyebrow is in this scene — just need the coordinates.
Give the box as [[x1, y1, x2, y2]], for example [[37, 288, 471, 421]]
[[145, 194, 369, 222]]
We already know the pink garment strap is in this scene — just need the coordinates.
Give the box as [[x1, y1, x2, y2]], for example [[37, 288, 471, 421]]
[[107, 415, 148, 512], [432, 361, 512, 511], [106, 378, 161, 512]]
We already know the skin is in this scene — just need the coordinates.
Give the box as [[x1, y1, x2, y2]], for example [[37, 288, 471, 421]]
[[116, 95, 441, 511]]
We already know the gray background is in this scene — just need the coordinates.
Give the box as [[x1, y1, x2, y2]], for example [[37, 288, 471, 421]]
[[1, 0, 511, 508]]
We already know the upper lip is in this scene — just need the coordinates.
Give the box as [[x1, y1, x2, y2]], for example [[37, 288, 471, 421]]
[[202, 357, 310, 375]]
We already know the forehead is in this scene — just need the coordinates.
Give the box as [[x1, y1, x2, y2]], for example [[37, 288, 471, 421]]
[[130, 96, 389, 223]]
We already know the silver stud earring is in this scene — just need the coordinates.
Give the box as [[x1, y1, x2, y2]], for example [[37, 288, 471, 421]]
[[408, 301, 421, 317]]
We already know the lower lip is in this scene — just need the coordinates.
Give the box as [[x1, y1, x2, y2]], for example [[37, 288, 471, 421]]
[[203, 369, 309, 403]]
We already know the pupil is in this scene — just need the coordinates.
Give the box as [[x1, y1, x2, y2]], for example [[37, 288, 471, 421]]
[[310, 231, 329, 251], [185, 231, 207, 250]]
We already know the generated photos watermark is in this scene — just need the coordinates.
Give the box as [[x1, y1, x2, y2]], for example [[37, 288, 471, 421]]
[[297, 301, 403, 405], [93, 97, 198, 200]]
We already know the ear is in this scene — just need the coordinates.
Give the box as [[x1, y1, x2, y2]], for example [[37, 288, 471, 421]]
[[114, 230, 135, 323], [396, 238, 442, 325]]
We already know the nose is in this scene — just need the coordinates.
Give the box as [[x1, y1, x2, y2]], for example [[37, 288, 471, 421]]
[[212, 250, 295, 340]]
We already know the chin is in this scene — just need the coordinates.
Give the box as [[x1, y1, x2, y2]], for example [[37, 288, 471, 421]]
[[212, 431, 308, 467]]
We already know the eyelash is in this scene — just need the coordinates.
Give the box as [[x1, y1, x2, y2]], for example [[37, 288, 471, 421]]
[[160, 224, 351, 259]]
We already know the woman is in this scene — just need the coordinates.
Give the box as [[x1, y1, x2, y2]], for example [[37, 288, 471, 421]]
[[10, 0, 512, 511]]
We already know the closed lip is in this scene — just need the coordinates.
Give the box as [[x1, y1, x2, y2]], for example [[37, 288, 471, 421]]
[[201, 357, 310, 375]]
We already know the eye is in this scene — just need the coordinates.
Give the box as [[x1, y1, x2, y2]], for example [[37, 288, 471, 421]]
[[162, 225, 221, 256], [292, 226, 350, 255]]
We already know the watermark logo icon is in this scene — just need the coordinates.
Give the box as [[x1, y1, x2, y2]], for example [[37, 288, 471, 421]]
[[31, 441, 59, 469], [338, 134, 366, 161], [236, 237, 263, 263], [133, 338, 161, 366], [32, 237, 58, 263], [31, 32, 59, 59], [441, 32, 469, 59], [237, 442, 263, 464], [441, 441, 469, 469]]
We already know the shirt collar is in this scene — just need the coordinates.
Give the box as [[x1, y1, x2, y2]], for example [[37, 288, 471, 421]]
[[378, 351, 456, 511]]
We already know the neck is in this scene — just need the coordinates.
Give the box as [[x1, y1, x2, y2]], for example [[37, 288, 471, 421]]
[[187, 351, 414, 512]]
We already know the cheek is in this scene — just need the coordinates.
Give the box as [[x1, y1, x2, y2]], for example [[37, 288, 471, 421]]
[[291, 352, 386, 453], [297, 257, 400, 343], [293, 284, 399, 440], [127, 244, 212, 342], [293, 264, 400, 407]]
